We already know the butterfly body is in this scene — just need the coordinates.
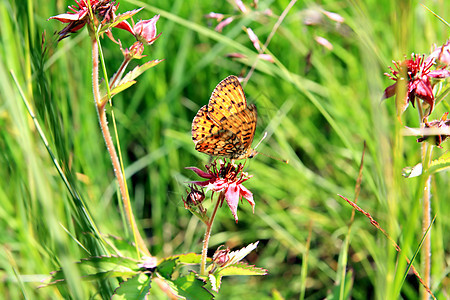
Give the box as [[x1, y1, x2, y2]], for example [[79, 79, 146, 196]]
[[192, 75, 257, 160]]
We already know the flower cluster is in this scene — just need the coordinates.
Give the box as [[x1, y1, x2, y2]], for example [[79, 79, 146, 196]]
[[48, 0, 160, 46], [383, 53, 450, 116], [186, 160, 254, 223], [383, 40, 450, 147]]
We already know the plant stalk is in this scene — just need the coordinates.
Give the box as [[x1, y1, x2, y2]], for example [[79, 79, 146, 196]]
[[421, 143, 432, 300], [91, 33, 150, 257], [416, 100, 432, 300], [200, 192, 223, 275]]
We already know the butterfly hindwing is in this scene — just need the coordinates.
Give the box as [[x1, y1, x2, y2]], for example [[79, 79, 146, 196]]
[[192, 105, 220, 143], [195, 130, 244, 157]]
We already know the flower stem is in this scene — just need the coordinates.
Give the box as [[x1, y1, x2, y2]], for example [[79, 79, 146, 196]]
[[200, 192, 223, 275], [416, 99, 432, 300], [90, 33, 149, 258], [421, 143, 433, 300]]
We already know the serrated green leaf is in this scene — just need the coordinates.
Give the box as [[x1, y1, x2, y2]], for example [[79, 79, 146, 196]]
[[165, 253, 203, 264], [218, 263, 267, 276], [119, 60, 163, 85], [208, 272, 222, 292], [112, 272, 152, 300], [227, 242, 259, 265], [109, 81, 136, 96], [173, 272, 214, 300], [429, 151, 450, 174]]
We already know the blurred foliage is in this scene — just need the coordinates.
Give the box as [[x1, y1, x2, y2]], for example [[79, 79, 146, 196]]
[[0, 0, 448, 299]]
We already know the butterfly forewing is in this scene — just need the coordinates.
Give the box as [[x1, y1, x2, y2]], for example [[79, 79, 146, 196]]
[[208, 75, 248, 124]]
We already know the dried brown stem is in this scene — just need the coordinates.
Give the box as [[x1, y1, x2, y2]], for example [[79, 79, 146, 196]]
[[338, 194, 435, 299]]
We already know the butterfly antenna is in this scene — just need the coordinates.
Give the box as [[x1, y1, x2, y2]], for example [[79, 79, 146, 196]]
[[251, 132, 288, 164], [254, 132, 268, 151]]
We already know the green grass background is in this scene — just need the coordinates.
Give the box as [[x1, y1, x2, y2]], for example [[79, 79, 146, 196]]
[[0, 0, 449, 299]]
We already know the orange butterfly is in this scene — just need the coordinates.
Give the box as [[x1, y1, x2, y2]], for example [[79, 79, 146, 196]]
[[192, 75, 257, 159]]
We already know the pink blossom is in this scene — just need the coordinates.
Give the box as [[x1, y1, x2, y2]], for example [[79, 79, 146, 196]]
[[426, 40, 450, 66], [133, 15, 161, 45], [187, 161, 254, 223], [215, 17, 234, 32], [383, 54, 450, 115]]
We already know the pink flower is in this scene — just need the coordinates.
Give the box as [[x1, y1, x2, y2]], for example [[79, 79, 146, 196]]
[[212, 246, 230, 268], [204, 12, 225, 22], [426, 40, 450, 66], [187, 160, 254, 223], [383, 54, 450, 116], [246, 28, 261, 52], [215, 17, 234, 32], [132, 15, 161, 45], [48, 0, 141, 41], [48, 0, 104, 40]]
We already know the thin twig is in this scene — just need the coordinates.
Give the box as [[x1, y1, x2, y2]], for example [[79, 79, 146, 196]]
[[338, 195, 436, 299]]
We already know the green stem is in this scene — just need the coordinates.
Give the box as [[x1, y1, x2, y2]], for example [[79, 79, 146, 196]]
[[90, 32, 149, 258], [200, 192, 223, 275]]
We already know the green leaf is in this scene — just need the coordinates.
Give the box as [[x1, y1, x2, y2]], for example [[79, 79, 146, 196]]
[[326, 269, 353, 300], [103, 235, 141, 258], [429, 151, 450, 174], [165, 253, 204, 264], [173, 272, 214, 300], [208, 272, 222, 293], [109, 81, 136, 97], [157, 258, 177, 279], [207, 263, 267, 292], [98, 8, 143, 35], [119, 60, 164, 86], [112, 272, 152, 300], [45, 255, 140, 286], [227, 242, 259, 265], [218, 263, 267, 276]]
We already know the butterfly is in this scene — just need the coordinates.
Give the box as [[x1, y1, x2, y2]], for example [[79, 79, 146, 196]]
[[191, 75, 257, 160]]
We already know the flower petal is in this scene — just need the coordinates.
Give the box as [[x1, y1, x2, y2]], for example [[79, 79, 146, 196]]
[[428, 69, 450, 79], [415, 77, 434, 112], [48, 12, 86, 22], [239, 184, 254, 213], [382, 83, 397, 100], [225, 182, 240, 222], [186, 167, 214, 179], [134, 15, 160, 45]]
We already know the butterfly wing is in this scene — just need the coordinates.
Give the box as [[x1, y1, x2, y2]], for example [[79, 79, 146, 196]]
[[192, 105, 220, 143], [207, 75, 247, 124], [219, 104, 257, 158], [192, 76, 258, 159], [194, 129, 243, 157]]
